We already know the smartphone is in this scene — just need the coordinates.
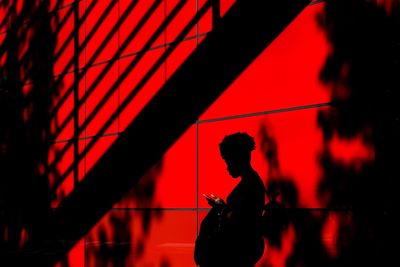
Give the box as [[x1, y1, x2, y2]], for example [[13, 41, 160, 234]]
[[202, 193, 214, 201]]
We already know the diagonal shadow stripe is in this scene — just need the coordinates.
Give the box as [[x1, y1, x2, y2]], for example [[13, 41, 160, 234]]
[[46, 0, 174, 183], [51, 0, 208, 193], [17, 0, 98, 94], [18, 0, 78, 76], [52, 0, 109, 70], [15, 1, 311, 266], [46, 0, 144, 125], [45, 0, 162, 182]]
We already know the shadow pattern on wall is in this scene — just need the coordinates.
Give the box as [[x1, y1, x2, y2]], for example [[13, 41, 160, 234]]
[[0, 0, 58, 264], [255, 1, 399, 266], [317, 1, 399, 266], [1, 0, 311, 266]]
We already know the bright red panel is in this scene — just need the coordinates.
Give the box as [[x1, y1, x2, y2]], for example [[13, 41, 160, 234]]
[[84, 135, 118, 178], [115, 126, 196, 209], [48, 141, 76, 208], [51, 73, 75, 141], [321, 211, 340, 258], [49, 140, 85, 208], [220, 0, 236, 17], [166, 0, 196, 43], [86, 210, 196, 267], [77, 69, 87, 138], [329, 133, 374, 167], [198, 107, 327, 209], [198, 0, 212, 36], [197, 34, 206, 44], [13, 0, 24, 18], [84, 63, 119, 137], [119, 49, 165, 132], [119, 0, 164, 57], [166, 38, 196, 79], [197, 0, 235, 36], [54, 5, 74, 75], [84, 0, 118, 65], [199, 2, 330, 120], [55, 238, 85, 267]]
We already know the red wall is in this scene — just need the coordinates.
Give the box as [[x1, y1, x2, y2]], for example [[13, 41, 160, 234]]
[[0, 1, 375, 266]]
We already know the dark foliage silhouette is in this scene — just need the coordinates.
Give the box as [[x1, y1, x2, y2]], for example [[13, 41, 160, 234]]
[[258, 125, 291, 249], [316, 0, 399, 266], [256, 1, 399, 266], [258, 123, 332, 267], [86, 160, 164, 267], [0, 0, 60, 265]]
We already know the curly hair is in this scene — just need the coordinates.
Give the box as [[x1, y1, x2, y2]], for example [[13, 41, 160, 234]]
[[219, 132, 255, 160]]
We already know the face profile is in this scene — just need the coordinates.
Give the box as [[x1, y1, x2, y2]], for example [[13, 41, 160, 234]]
[[225, 159, 241, 178]]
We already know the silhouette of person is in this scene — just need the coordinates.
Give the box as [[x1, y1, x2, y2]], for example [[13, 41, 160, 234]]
[[195, 132, 265, 267]]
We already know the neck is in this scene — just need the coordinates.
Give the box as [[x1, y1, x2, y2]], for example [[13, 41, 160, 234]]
[[240, 165, 254, 179]]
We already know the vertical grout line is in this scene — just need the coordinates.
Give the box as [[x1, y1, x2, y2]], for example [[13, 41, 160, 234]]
[[82, 6, 87, 267], [83, 0, 87, 181], [196, 120, 200, 267], [73, 0, 80, 187], [117, 0, 121, 135], [164, 0, 167, 82], [196, 0, 199, 46], [196, 120, 199, 237]]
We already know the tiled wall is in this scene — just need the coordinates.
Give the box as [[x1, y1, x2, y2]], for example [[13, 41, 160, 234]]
[[1, 1, 375, 266]]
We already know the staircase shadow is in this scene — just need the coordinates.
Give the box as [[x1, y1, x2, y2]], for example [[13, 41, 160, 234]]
[[17, 0, 311, 266]]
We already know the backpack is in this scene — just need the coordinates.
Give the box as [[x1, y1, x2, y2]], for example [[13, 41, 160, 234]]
[[261, 191, 289, 247]]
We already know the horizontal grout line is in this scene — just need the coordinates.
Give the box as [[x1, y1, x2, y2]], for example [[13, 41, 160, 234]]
[[48, 207, 363, 212], [198, 102, 332, 124], [111, 207, 201, 211], [44, 33, 210, 81], [54, 131, 122, 143], [81, 32, 209, 68], [53, 103, 331, 144]]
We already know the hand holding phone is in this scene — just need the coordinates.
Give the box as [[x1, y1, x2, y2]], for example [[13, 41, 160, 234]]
[[203, 193, 214, 201], [203, 193, 225, 207]]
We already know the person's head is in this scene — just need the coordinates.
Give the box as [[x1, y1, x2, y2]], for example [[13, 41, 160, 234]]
[[219, 132, 255, 178]]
